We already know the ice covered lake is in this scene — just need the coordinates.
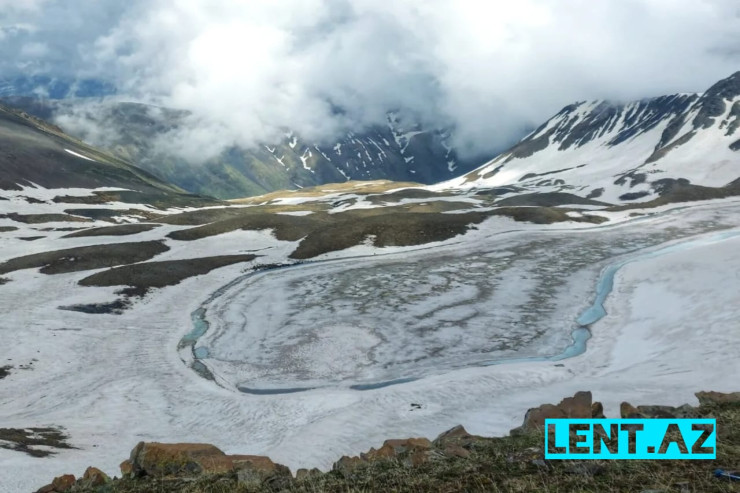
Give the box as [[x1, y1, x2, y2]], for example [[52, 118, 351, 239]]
[[189, 207, 738, 393]]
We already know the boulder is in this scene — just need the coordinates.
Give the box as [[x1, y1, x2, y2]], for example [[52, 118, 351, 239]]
[[126, 441, 290, 485], [295, 468, 322, 481], [81, 467, 110, 487], [512, 391, 593, 434], [235, 457, 292, 489], [636, 405, 697, 419], [362, 438, 432, 461], [620, 402, 643, 419], [129, 442, 225, 477], [440, 443, 471, 459], [434, 425, 473, 443], [433, 425, 484, 448], [332, 455, 364, 477], [35, 474, 76, 493], [696, 391, 740, 406], [592, 401, 605, 418], [119, 460, 134, 478], [558, 392, 593, 418]]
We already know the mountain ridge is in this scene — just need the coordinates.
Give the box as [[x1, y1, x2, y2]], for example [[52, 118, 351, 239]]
[[450, 71, 740, 204]]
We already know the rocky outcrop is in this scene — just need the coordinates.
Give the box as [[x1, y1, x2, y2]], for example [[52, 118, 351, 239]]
[[696, 391, 740, 406], [35, 474, 76, 493], [80, 467, 109, 488], [34, 390, 740, 492], [620, 402, 698, 419], [121, 442, 291, 487], [511, 391, 596, 434]]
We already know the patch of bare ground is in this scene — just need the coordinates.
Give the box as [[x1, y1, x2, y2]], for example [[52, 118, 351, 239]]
[[62, 208, 163, 222], [0, 241, 169, 275], [167, 202, 606, 259], [62, 223, 160, 238], [495, 192, 609, 207], [489, 207, 608, 225], [229, 180, 424, 205], [158, 203, 328, 227], [51, 190, 222, 209], [0, 212, 91, 224], [609, 178, 740, 211], [290, 211, 489, 259], [0, 427, 74, 458], [78, 255, 257, 292]]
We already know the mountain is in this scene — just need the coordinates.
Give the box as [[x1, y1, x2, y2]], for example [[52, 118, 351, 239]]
[[2, 99, 481, 199], [450, 71, 740, 204], [0, 102, 217, 207], [0, 76, 116, 99]]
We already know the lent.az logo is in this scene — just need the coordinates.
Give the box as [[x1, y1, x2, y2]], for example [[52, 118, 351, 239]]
[[545, 419, 716, 460]]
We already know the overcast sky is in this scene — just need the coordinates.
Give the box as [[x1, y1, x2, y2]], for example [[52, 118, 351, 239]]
[[2, 0, 740, 158]]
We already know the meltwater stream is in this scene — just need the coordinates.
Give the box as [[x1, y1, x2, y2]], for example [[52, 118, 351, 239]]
[[180, 226, 740, 394]]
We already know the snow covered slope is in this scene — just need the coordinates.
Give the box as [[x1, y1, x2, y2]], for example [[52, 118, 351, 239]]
[[447, 72, 740, 204]]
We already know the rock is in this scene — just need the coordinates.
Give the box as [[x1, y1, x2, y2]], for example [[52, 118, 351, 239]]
[[435, 425, 472, 442], [126, 442, 290, 483], [81, 467, 110, 487], [332, 455, 364, 477], [592, 401, 605, 418], [120, 460, 134, 478], [441, 443, 471, 459], [406, 449, 439, 467], [362, 438, 432, 461], [636, 405, 697, 419], [696, 391, 740, 406], [559, 392, 593, 418], [36, 474, 76, 493], [295, 468, 322, 480], [512, 391, 593, 433], [620, 402, 644, 418], [128, 442, 225, 477], [235, 457, 292, 489]]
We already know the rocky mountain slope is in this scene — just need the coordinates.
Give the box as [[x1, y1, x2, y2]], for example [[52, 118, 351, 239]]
[[3, 98, 480, 199], [447, 71, 740, 205], [0, 102, 217, 208]]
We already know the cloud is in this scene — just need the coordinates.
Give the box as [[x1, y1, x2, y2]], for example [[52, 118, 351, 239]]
[[3, 0, 740, 160]]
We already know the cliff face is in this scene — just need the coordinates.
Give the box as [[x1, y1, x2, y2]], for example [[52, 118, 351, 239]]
[[33, 390, 740, 493]]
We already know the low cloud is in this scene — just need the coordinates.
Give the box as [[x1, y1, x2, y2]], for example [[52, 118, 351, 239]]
[[4, 0, 740, 160]]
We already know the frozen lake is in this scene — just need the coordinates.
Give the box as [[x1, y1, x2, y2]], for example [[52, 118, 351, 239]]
[[191, 207, 737, 392]]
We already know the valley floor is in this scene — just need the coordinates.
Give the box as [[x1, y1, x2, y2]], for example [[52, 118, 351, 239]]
[[1, 195, 740, 492]]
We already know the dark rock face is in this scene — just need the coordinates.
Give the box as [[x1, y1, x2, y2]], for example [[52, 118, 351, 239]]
[[692, 71, 740, 130], [526, 94, 701, 153]]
